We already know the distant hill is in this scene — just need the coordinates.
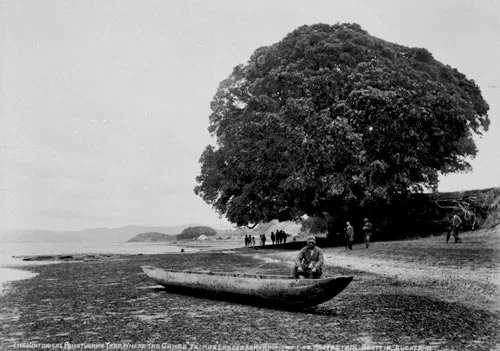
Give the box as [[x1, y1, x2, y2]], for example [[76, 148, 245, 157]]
[[127, 232, 176, 242], [0, 224, 216, 243]]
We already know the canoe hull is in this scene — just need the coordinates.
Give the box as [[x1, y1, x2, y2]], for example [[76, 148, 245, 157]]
[[142, 265, 353, 308]]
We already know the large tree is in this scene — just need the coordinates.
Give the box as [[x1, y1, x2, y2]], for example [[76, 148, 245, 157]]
[[194, 23, 490, 228]]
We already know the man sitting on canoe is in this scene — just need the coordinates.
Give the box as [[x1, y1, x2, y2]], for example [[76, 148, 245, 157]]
[[293, 236, 324, 279]]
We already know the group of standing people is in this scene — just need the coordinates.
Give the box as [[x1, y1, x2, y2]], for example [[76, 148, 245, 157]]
[[343, 213, 464, 248], [244, 235, 256, 247], [270, 230, 287, 245], [244, 234, 267, 247], [344, 218, 373, 250], [244, 231, 289, 248], [292, 212, 466, 280]]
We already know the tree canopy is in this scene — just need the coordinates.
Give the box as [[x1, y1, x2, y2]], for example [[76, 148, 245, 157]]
[[177, 226, 217, 240], [194, 23, 490, 228]]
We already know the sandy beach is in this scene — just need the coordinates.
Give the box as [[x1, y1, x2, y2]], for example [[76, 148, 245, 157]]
[[0, 228, 499, 351]]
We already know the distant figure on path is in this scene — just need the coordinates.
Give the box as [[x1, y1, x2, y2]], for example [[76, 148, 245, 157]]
[[252, 236, 256, 247], [448, 213, 463, 243], [270, 232, 276, 245], [363, 218, 373, 249], [345, 222, 354, 250], [292, 236, 324, 279]]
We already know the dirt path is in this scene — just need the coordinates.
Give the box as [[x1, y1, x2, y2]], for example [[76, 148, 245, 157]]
[[262, 226, 500, 314]]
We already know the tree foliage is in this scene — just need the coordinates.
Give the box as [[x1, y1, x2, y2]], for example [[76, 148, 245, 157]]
[[177, 226, 217, 240], [194, 23, 490, 228]]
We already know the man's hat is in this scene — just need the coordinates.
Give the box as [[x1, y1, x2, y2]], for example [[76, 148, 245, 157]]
[[307, 235, 316, 243]]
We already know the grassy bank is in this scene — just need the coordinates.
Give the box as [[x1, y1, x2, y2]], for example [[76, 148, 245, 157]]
[[0, 229, 499, 350]]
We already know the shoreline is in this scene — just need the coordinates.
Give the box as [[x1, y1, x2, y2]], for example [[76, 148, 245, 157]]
[[0, 238, 244, 295], [1, 229, 498, 349], [0, 256, 63, 296], [0, 267, 39, 296]]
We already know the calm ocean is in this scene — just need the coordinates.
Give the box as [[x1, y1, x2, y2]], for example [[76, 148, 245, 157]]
[[0, 241, 188, 290]]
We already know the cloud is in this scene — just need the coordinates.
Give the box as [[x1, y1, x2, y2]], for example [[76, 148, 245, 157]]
[[2, 0, 498, 230]]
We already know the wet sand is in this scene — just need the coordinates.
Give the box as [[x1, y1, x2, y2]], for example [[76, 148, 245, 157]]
[[0, 268, 39, 296], [0, 229, 499, 350]]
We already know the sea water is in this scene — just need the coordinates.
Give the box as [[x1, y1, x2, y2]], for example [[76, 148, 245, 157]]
[[0, 241, 188, 292]]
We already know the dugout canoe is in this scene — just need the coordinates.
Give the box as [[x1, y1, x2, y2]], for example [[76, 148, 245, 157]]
[[141, 265, 353, 308]]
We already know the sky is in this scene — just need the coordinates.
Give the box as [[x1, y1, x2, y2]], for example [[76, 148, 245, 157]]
[[1, 0, 499, 231]]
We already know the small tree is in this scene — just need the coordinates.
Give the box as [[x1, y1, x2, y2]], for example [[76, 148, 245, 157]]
[[195, 23, 490, 230]]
